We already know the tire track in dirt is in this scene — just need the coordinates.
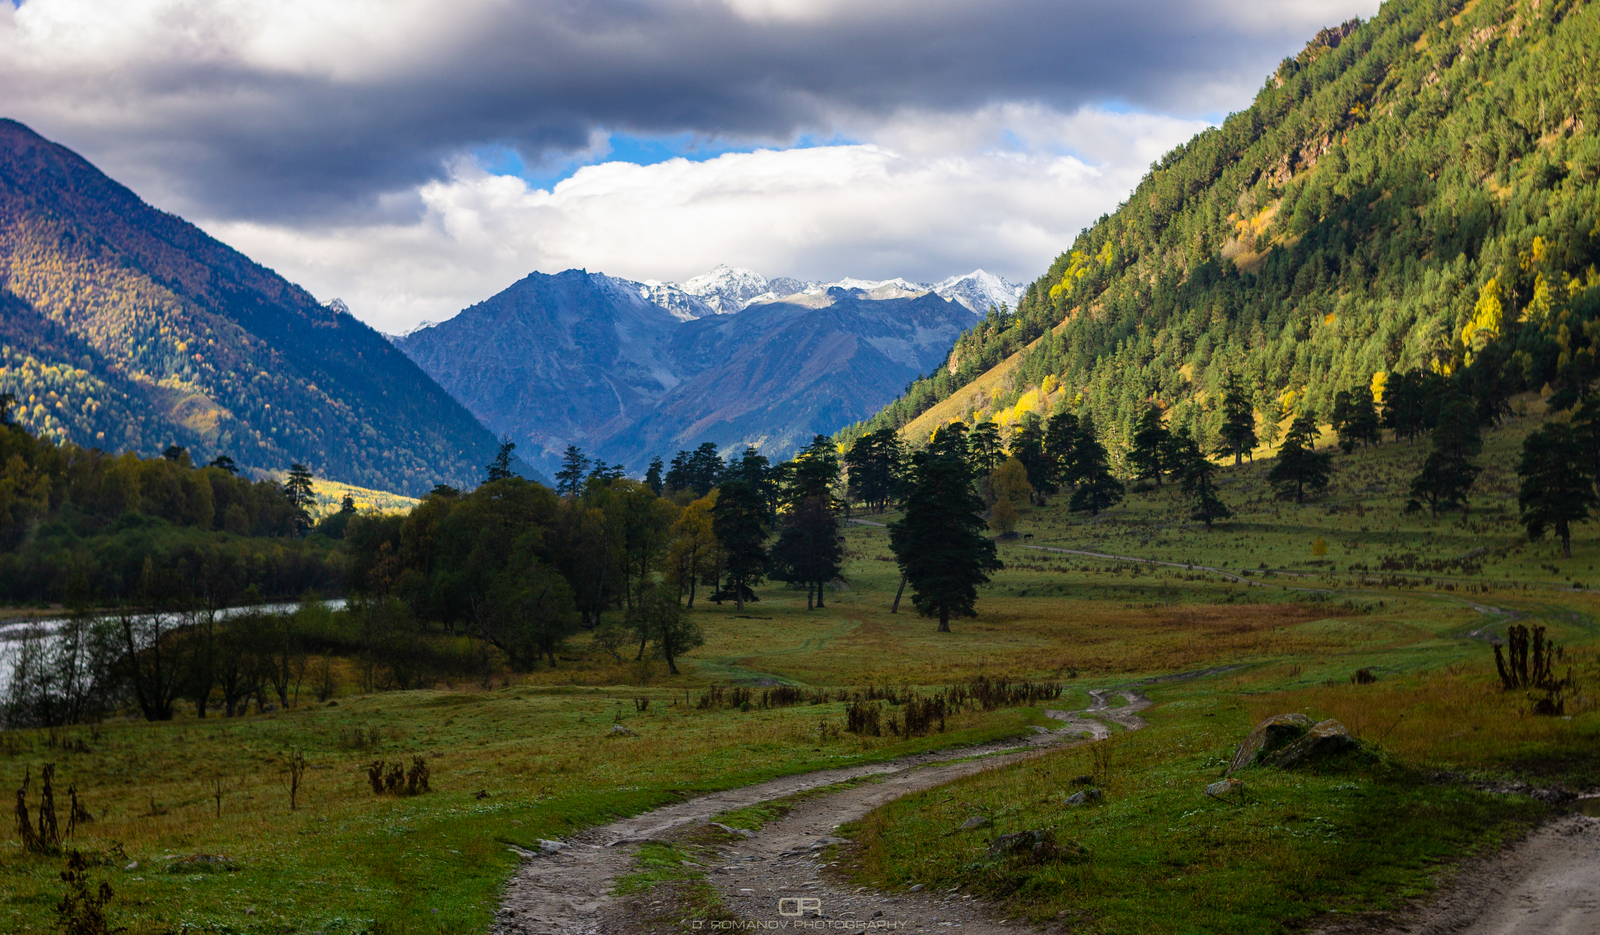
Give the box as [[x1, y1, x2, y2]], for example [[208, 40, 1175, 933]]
[[493, 669, 1233, 934]]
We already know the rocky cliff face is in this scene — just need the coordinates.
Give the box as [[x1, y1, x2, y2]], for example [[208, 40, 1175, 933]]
[[396, 274, 976, 472]]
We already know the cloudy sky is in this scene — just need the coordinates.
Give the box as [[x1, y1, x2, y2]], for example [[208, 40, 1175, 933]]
[[0, 0, 1379, 333]]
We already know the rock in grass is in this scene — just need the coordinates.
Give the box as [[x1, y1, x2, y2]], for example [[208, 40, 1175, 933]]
[[538, 839, 566, 854], [959, 815, 992, 831], [1064, 788, 1103, 806], [608, 724, 637, 737], [711, 822, 755, 838], [1227, 713, 1313, 774], [1267, 719, 1356, 768], [1205, 778, 1244, 800]]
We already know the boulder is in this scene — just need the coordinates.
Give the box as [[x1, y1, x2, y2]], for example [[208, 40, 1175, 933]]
[[1064, 788, 1103, 806], [959, 815, 992, 831], [1267, 719, 1356, 768], [1204, 778, 1244, 800], [1227, 713, 1314, 774], [608, 724, 637, 737], [987, 829, 1051, 859]]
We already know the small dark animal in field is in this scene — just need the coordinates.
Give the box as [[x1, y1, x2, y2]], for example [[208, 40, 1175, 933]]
[[1352, 668, 1378, 684]]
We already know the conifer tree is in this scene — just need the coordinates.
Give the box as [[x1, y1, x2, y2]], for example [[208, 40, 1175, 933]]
[[967, 422, 1004, 474], [555, 445, 590, 496], [1043, 411, 1078, 488], [927, 420, 970, 462], [1128, 405, 1170, 486], [1268, 412, 1331, 502], [644, 457, 665, 495], [1067, 416, 1124, 514], [711, 479, 768, 611], [485, 436, 516, 482], [844, 428, 903, 511], [1406, 397, 1482, 517], [888, 452, 1001, 632], [770, 496, 843, 609], [1333, 387, 1381, 453], [1180, 437, 1231, 527], [1218, 371, 1258, 465], [1517, 422, 1597, 559], [787, 435, 840, 507], [285, 463, 315, 534], [1008, 414, 1055, 494]]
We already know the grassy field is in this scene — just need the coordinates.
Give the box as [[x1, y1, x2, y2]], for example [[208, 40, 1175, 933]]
[[3, 400, 1598, 934]]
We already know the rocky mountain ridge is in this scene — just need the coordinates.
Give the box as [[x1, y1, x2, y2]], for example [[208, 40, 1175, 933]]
[[394, 269, 979, 475]]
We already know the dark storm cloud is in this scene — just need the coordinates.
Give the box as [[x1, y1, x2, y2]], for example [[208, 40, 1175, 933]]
[[0, 0, 1366, 222]]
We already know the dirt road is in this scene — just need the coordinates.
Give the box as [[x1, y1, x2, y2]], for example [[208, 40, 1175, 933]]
[[491, 688, 1138, 934]]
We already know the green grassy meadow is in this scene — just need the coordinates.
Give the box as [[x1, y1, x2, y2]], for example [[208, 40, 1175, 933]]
[[4, 400, 1599, 934]]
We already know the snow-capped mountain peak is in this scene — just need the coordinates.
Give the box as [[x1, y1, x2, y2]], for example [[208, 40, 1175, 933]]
[[681, 264, 772, 315], [931, 269, 1025, 314]]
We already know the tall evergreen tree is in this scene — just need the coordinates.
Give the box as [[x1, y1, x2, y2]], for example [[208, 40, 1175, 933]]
[[686, 442, 724, 496], [1008, 414, 1055, 495], [1517, 422, 1598, 559], [770, 496, 843, 609], [1043, 411, 1078, 488], [1128, 405, 1171, 486], [1180, 436, 1231, 527], [1067, 416, 1124, 514], [711, 479, 769, 611], [1268, 412, 1332, 502], [644, 456, 665, 495], [787, 435, 840, 507], [1218, 371, 1258, 465], [888, 453, 1001, 632], [967, 422, 1004, 475], [1406, 397, 1483, 517], [485, 436, 517, 482], [1332, 387, 1381, 453], [285, 463, 315, 534], [928, 421, 970, 461], [1382, 370, 1449, 444], [554, 445, 590, 496], [844, 427, 903, 512], [1569, 393, 1600, 498]]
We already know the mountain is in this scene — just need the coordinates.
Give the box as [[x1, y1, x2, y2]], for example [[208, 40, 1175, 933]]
[[843, 0, 1600, 459], [931, 270, 1026, 315], [395, 271, 975, 472], [0, 119, 501, 495]]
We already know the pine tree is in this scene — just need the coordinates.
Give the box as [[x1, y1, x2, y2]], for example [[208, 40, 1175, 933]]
[[1406, 397, 1482, 517], [1333, 387, 1381, 453], [555, 445, 590, 496], [1008, 414, 1055, 495], [485, 436, 516, 482], [208, 454, 239, 475], [711, 479, 769, 611], [339, 494, 356, 514], [1180, 438, 1231, 527], [928, 421, 970, 462], [1268, 412, 1331, 503], [967, 422, 1004, 475], [769, 495, 843, 609], [787, 435, 840, 507], [644, 457, 665, 495], [1218, 371, 1258, 465], [285, 463, 315, 535], [1517, 422, 1598, 559], [844, 427, 903, 512], [1043, 411, 1078, 488], [1128, 405, 1170, 486], [888, 453, 1001, 632], [686, 442, 724, 496], [1067, 416, 1124, 514]]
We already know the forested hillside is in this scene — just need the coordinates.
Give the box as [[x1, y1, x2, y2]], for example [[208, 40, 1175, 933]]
[[843, 0, 1600, 461], [0, 120, 501, 495]]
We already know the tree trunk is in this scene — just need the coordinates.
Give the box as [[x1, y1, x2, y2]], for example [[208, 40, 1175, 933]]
[[734, 575, 745, 612], [687, 575, 696, 610], [891, 574, 906, 613], [937, 608, 950, 633], [1560, 521, 1572, 559], [806, 581, 813, 610], [816, 579, 826, 609]]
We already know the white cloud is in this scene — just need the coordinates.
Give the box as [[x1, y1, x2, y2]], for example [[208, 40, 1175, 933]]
[[203, 104, 1209, 333]]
